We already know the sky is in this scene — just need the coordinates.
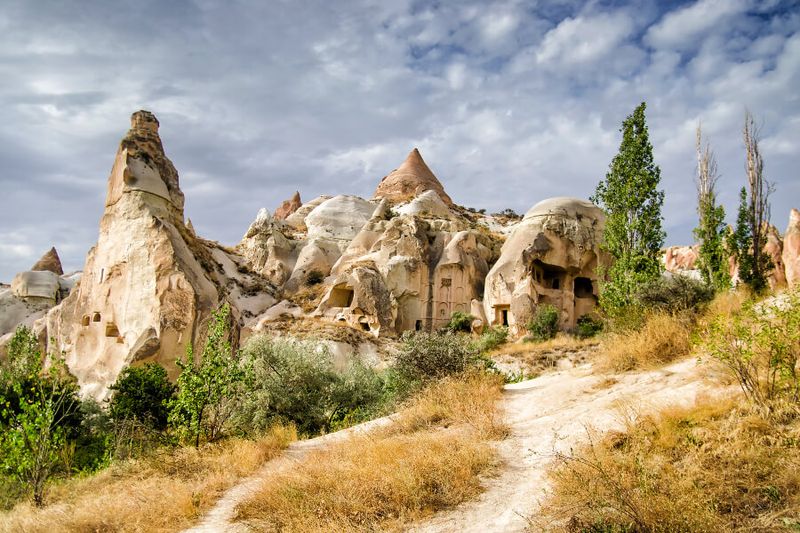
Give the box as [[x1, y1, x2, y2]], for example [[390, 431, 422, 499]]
[[1, 0, 799, 281]]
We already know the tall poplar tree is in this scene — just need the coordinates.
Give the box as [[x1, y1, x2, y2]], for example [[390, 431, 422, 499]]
[[591, 102, 665, 316]]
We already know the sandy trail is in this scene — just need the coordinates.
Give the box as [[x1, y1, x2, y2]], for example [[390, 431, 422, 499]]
[[410, 358, 720, 532], [185, 357, 718, 532]]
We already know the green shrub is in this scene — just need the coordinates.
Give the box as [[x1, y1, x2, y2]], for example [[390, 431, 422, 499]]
[[305, 269, 325, 286], [476, 326, 508, 353], [109, 363, 176, 430], [446, 311, 474, 333], [636, 274, 715, 313], [234, 336, 385, 436], [527, 304, 560, 341], [395, 331, 481, 385], [576, 315, 603, 339]]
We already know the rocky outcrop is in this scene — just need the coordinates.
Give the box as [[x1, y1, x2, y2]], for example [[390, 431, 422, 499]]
[[483, 197, 607, 336], [373, 148, 454, 207], [663, 245, 698, 273], [784, 208, 800, 287], [31, 247, 64, 275], [274, 191, 302, 220], [765, 224, 786, 290], [44, 111, 228, 400]]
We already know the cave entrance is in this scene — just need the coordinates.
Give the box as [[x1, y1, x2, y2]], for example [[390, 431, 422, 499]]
[[329, 285, 354, 308], [534, 260, 566, 290], [494, 305, 510, 327], [574, 277, 594, 298]]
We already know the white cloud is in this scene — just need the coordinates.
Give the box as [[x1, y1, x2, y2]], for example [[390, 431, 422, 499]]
[[536, 13, 634, 66], [645, 0, 751, 50]]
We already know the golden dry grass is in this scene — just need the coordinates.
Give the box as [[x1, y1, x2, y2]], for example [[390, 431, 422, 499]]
[[0, 425, 296, 533], [234, 371, 506, 531], [596, 312, 692, 372], [540, 397, 800, 531], [489, 334, 600, 377]]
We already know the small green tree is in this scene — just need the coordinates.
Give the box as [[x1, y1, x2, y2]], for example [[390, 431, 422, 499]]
[[591, 102, 665, 316], [526, 304, 560, 341], [693, 124, 730, 290], [168, 304, 247, 446], [446, 311, 474, 333], [0, 327, 80, 506], [109, 363, 176, 430]]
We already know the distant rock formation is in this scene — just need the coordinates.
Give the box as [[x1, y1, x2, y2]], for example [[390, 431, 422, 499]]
[[663, 245, 698, 273], [31, 247, 64, 275], [373, 148, 454, 207], [784, 208, 800, 287], [483, 198, 607, 336], [274, 191, 302, 220]]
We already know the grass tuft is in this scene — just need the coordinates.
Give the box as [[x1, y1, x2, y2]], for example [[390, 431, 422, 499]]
[[596, 312, 692, 372]]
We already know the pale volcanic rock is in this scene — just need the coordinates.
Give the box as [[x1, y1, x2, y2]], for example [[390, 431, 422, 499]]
[[11, 271, 61, 301], [783, 208, 800, 287], [274, 191, 302, 220], [373, 148, 454, 207], [483, 197, 607, 337], [238, 208, 296, 286], [284, 195, 332, 232], [305, 195, 377, 242], [396, 190, 454, 219], [45, 110, 223, 400], [31, 247, 64, 275], [765, 224, 786, 289], [663, 245, 699, 273]]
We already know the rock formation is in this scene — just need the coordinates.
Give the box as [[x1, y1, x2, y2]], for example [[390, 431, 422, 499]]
[[274, 191, 302, 220], [483, 198, 607, 337], [783, 208, 800, 287], [373, 148, 454, 207], [663, 245, 698, 273], [31, 247, 64, 275]]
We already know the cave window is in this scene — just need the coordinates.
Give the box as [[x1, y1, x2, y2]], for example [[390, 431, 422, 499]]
[[92, 312, 101, 322], [552, 278, 560, 290], [502, 309, 509, 326], [105, 323, 119, 337], [574, 277, 594, 298], [495, 305, 510, 327], [99, 268, 105, 283], [535, 261, 565, 291], [440, 278, 451, 287], [329, 285, 354, 308], [359, 321, 370, 332], [415, 320, 422, 331], [81, 315, 90, 327]]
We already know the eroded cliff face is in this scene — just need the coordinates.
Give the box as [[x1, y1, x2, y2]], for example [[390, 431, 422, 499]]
[[45, 111, 226, 400], [483, 198, 607, 337]]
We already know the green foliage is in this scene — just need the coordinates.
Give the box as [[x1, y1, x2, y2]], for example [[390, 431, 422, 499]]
[[475, 326, 508, 353], [0, 327, 81, 506], [526, 304, 560, 341], [694, 198, 729, 291], [234, 336, 384, 435], [729, 187, 772, 293], [168, 304, 248, 446], [109, 363, 175, 430], [446, 311, 474, 333], [395, 331, 481, 385], [591, 102, 665, 317], [305, 269, 325, 286], [635, 275, 715, 313], [701, 290, 800, 411], [575, 315, 603, 339]]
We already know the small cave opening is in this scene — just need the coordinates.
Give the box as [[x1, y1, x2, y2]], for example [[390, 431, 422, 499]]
[[329, 285, 355, 308], [92, 312, 101, 322], [494, 305, 510, 327], [574, 277, 594, 298], [105, 323, 120, 337], [81, 315, 90, 327], [533, 260, 566, 291], [415, 320, 422, 331], [359, 321, 371, 332]]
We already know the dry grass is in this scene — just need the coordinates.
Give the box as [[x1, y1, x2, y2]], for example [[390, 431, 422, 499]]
[[596, 312, 692, 373], [540, 398, 800, 531], [490, 334, 600, 377], [234, 371, 506, 531], [0, 425, 296, 533]]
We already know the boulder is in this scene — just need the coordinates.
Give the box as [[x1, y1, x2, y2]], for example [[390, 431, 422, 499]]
[[11, 271, 60, 301], [784, 208, 800, 287], [31, 247, 64, 275], [373, 148, 454, 206]]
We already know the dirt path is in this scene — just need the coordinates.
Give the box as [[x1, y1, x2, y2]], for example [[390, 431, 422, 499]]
[[183, 415, 397, 533], [409, 357, 720, 532], [185, 357, 719, 532]]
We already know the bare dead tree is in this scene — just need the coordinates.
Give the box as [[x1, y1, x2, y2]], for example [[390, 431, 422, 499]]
[[696, 122, 719, 203], [742, 110, 774, 289], [693, 123, 728, 288]]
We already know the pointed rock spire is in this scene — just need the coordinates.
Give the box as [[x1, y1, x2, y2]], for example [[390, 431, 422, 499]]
[[784, 208, 800, 287], [373, 148, 453, 206], [31, 247, 63, 275], [275, 191, 302, 220]]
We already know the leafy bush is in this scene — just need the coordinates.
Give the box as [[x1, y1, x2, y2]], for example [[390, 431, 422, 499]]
[[701, 290, 800, 412], [109, 363, 176, 430], [636, 274, 715, 313], [446, 311, 474, 333], [575, 315, 603, 339], [526, 304, 560, 341], [395, 331, 481, 386], [305, 269, 325, 286], [234, 336, 384, 435], [475, 326, 508, 353]]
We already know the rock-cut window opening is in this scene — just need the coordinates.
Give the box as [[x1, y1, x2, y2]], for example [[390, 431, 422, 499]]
[[574, 277, 594, 298], [105, 323, 120, 337], [92, 312, 101, 322], [329, 285, 355, 308], [81, 315, 90, 327], [494, 305, 510, 327]]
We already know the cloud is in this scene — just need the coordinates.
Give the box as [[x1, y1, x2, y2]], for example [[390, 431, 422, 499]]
[[536, 12, 635, 66], [645, 0, 751, 50]]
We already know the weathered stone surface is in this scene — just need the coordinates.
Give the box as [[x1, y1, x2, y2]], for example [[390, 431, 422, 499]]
[[31, 247, 64, 275], [663, 245, 699, 273], [483, 197, 606, 337], [765, 224, 786, 289], [373, 148, 454, 207], [284, 195, 331, 232], [305, 195, 377, 241], [274, 191, 302, 220], [11, 271, 61, 301], [784, 208, 800, 287], [238, 208, 295, 286], [396, 190, 453, 219]]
